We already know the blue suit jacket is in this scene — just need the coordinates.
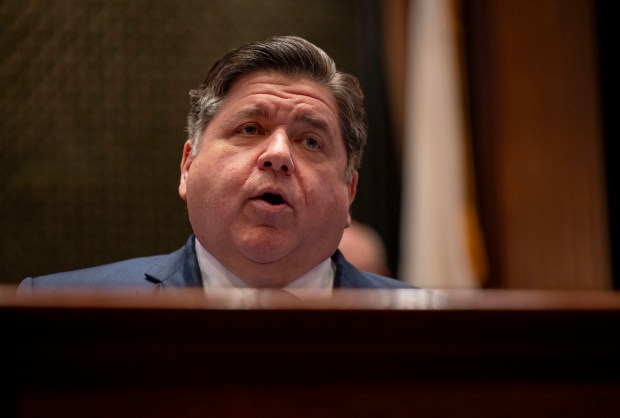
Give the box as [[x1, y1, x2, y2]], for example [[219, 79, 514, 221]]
[[19, 236, 412, 293]]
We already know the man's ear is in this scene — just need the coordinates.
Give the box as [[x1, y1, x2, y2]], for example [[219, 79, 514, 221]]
[[179, 140, 193, 202], [345, 170, 359, 228], [348, 170, 358, 205]]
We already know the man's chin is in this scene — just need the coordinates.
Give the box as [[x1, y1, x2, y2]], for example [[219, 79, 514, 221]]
[[238, 244, 292, 265]]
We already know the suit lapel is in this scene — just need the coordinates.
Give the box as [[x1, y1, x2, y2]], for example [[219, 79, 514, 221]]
[[332, 250, 376, 288], [144, 235, 203, 288]]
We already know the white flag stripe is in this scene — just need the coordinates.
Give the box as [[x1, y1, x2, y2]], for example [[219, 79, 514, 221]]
[[399, 0, 478, 287]]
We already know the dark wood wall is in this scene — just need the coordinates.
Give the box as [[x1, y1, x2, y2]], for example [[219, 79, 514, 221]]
[[463, 0, 610, 289]]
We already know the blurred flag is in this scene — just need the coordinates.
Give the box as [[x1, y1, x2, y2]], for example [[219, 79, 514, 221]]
[[399, 0, 486, 287]]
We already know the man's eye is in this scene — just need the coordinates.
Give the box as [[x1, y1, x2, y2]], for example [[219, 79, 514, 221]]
[[240, 124, 260, 135], [303, 136, 321, 150]]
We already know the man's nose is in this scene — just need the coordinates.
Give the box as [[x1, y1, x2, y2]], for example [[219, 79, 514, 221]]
[[258, 130, 295, 174]]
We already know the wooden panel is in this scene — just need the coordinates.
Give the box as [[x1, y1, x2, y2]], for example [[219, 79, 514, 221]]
[[465, 0, 610, 288], [3, 287, 620, 417]]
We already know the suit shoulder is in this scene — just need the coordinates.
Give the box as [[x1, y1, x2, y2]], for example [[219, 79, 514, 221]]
[[333, 251, 415, 289], [360, 272, 415, 289], [20, 255, 166, 289]]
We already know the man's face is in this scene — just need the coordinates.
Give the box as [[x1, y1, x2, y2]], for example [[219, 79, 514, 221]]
[[179, 71, 357, 286]]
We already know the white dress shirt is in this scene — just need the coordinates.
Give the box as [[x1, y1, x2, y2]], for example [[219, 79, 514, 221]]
[[195, 239, 334, 299]]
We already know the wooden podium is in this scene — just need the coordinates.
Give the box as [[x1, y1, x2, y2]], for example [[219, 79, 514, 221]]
[[2, 287, 620, 417]]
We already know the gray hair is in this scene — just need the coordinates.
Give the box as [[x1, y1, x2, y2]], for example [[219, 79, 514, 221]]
[[186, 35, 366, 181]]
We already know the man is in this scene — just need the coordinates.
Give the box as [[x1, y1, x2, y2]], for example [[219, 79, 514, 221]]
[[19, 36, 411, 294]]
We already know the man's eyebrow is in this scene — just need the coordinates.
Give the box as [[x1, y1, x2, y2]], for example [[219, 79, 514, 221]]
[[296, 112, 331, 132], [223, 105, 333, 133], [225, 105, 270, 122]]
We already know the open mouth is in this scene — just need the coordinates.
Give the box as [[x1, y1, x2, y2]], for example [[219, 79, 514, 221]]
[[260, 192, 285, 205]]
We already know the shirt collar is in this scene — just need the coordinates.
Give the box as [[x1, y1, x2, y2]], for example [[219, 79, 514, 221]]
[[195, 238, 334, 297]]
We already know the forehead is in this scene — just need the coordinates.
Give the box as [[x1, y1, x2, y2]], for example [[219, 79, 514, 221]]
[[219, 71, 340, 124]]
